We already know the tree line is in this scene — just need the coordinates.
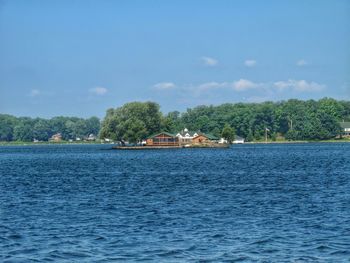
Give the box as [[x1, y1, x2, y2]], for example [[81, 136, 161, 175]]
[[0, 115, 100, 142], [100, 98, 350, 143], [1, 98, 349, 143]]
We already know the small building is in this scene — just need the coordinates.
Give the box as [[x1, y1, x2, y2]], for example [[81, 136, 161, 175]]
[[192, 133, 219, 144], [219, 135, 245, 144], [87, 134, 96, 141], [218, 138, 227, 144], [176, 128, 199, 144], [340, 122, 350, 136], [146, 132, 179, 146], [233, 135, 245, 144], [50, 133, 62, 142]]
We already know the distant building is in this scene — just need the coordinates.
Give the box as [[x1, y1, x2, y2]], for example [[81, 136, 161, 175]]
[[87, 134, 96, 141], [219, 135, 245, 144], [176, 128, 199, 144], [146, 132, 179, 146], [218, 138, 227, 144], [233, 135, 245, 144], [192, 133, 219, 144], [340, 122, 350, 136], [50, 133, 62, 142]]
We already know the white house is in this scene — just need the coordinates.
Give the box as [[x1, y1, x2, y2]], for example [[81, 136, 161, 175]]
[[219, 135, 245, 144], [340, 122, 350, 136], [87, 134, 96, 141], [218, 138, 227, 144], [233, 135, 245, 144], [176, 128, 199, 144]]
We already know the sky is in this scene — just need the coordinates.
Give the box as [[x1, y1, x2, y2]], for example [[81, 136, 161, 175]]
[[0, 0, 349, 118]]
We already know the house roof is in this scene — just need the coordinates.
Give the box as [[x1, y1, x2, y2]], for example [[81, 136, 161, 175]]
[[340, 122, 350, 129], [147, 132, 177, 139], [177, 130, 198, 137], [204, 133, 219, 140], [194, 132, 219, 140]]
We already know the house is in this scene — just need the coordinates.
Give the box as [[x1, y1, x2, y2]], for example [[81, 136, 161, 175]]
[[146, 132, 180, 146], [192, 133, 219, 144], [218, 135, 245, 144], [176, 128, 199, 144], [50, 133, 62, 142], [218, 138, 227, 144], [340, 122, 350, 136], [87, 134, 96, 141], [233, 135, 245, 144]]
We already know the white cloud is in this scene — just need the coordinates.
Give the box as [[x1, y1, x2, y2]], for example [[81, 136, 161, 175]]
[[153, 82, 176, 90], [296, 59, 308, 66], [273, 79, 325, 92], [201, 56, 218, 66], [89, 86, 108, 95], [153, 78, 325, 101], [197, 82, 227, 91], [232, 79, 259, 91], [30, 89, 40, 97], [244, 59, 257, 67]]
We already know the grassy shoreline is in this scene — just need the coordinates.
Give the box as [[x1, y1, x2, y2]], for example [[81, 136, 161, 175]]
[[0, 141, 107, 146], [1, 138, 350, 146]]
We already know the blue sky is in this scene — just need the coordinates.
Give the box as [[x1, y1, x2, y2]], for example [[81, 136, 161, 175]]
[[0, 0, 349, 118]]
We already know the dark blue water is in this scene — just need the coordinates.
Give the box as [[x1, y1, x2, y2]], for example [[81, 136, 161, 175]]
[[0, 144, 350, 262]]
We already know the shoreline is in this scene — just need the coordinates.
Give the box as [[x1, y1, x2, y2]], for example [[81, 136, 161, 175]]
[[1, 139, 350, 147]]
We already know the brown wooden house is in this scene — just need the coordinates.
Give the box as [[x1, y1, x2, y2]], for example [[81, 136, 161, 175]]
[[192, 133, 219, 144], [146, 132, 179, 146], [50, 133, 62, 142]]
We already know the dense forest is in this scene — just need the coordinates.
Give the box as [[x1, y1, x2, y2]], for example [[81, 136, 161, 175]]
[[100, 98, 350, 143], [0, 115, 100, 142], [1, 98, 350, 143]]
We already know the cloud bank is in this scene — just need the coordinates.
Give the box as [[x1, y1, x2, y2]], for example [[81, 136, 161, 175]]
[[153, 79, 325, 98]]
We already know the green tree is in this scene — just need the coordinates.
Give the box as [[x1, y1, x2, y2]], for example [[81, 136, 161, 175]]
[[13, 117, 34, 141], [0, 114, 17, 141], [33, 119, 51, 141], [100, 101, 162, 143], [85, 116, 100, 135], [221, 124, 235, 143]]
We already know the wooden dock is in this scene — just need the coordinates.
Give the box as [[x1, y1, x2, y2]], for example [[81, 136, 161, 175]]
[[113, 145, 182, 150], [112, 144, 229, 150]]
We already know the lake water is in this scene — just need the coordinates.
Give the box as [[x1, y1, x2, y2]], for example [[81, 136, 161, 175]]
[[0, 143, 349, 262]]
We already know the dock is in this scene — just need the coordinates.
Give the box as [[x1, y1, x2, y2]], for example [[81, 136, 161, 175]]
[[112, 144, 230, 150]]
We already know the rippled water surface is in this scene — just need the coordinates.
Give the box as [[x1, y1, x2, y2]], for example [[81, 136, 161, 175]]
[[0, 143, 350, 262]]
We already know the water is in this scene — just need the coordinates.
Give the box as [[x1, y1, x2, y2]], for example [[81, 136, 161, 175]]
[[0, 143, 349, 262]]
